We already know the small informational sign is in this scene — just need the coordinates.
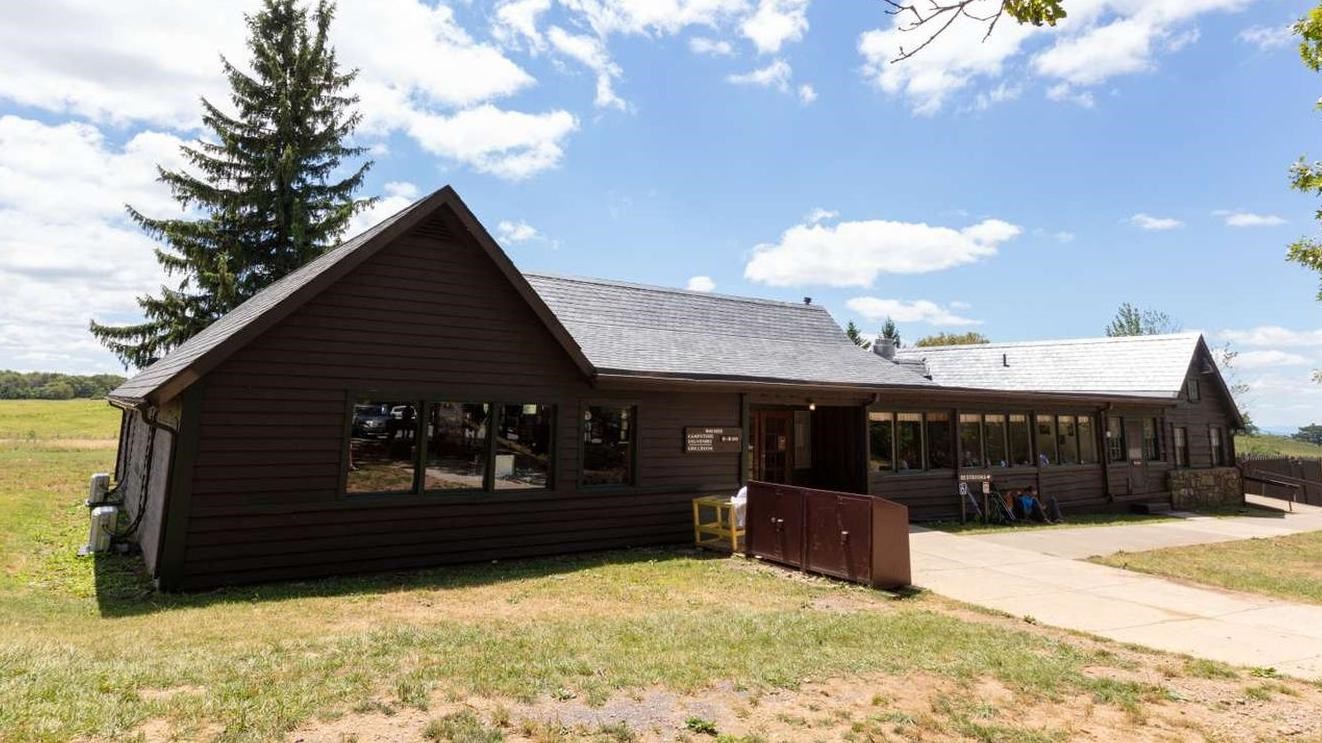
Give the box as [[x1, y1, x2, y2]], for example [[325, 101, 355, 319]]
[[958, 472, 992, 482], [982, 481, 991, 495], [958, 482, 969, 496], [684, 427, 742, 453]]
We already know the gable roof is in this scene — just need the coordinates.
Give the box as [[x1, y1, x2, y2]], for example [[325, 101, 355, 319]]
[[893, 332, 1224, 399], [109, 187, 594, 405], [525, 273, 936, 388]]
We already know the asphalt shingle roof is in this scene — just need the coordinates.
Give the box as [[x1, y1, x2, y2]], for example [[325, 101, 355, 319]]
[[525, 273, 936, 388], [892, 333, 1203, 398]]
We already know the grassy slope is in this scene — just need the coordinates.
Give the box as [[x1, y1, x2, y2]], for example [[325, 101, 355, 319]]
[[1236, 432, 1322, 458], [0, 400, 1303, 742], [1093, 531, 1322, 605]]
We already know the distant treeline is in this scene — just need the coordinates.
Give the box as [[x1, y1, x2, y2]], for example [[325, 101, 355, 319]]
[[0, 370, 126, 400]]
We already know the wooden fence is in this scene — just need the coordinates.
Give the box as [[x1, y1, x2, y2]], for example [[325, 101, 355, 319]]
[[1238, 455, 1322, 507]]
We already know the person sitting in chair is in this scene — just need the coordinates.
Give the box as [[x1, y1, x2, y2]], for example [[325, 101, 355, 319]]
[[1017, 486, 1062, 524]]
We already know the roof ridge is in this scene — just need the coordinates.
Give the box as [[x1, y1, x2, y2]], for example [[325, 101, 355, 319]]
[[895, 332, 1201, 353], [524, 271, 825, 311]]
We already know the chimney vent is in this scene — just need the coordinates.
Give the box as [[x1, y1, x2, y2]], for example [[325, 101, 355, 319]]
[[803, 297, 812, 305], [874, 337, 896, 361], [1002, 353, 1009, 367]]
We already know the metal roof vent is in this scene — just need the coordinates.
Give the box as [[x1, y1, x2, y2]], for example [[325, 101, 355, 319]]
[[874, 337, 896, 361], [803, 297, 812, 305], [1002, 353, 1009, 367]]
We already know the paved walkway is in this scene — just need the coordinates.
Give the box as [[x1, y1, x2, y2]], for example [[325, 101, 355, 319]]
[[910, 498, 1322, 680]]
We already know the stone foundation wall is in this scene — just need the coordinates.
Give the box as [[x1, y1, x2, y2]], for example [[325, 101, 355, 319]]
[[1169, 467, 1243, 510]]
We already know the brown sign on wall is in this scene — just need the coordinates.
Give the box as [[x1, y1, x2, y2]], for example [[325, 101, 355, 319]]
[[684, 427, 742, 453]]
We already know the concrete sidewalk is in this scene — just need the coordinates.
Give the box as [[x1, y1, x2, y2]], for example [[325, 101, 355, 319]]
[[910, 500, 1322, 680], [966, 495, 1322, 560]]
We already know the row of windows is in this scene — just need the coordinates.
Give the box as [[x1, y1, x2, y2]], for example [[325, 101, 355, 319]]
[[1103, 416, 1163, 464], [869, 412, 1110, 472], [1173, 425, 1228, 468], [346, 399, 635, 495]]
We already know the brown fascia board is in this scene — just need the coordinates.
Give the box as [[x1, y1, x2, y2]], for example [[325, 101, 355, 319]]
[[144, 186, 596, 405], [1192, 335, 1246, 429]]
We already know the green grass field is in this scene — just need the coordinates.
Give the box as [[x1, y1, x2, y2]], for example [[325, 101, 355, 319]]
[[1, 400, 1318, 742], [1093, 531, 1322, 605], [0, 398, 120, 440], [1235, 432, 1322, 458]]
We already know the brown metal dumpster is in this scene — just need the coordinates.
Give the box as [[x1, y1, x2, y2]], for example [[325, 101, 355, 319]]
[[745, 481, 911, 589]]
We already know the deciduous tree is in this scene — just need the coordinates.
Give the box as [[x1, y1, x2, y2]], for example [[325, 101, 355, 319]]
[[1105, 303, 1181, 337], [914, 331, 990, 347]]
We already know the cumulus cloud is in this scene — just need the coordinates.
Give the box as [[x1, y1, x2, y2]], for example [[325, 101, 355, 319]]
[[847, 297, 981, 326], [1219, 326, 1322, 348], [497, 219, 540, 243], [1217, 211, 1287, 227], [744, 215, 1021, 287], [1129, 213, 1183, 230], [1045, 83, 1096, 108], [0, 0, 577, 181], [0, 116, 188, 373], [492, 0, 552, 51], [546, 25, 626, 110], [686, 275, 717, 292], [742, 0, 810, 55], [859, 0, 1248, 115], [1232, 350, 1312, 369], [797, 83, 817, 104], [404, 105, 579, 181], [805, 207, 838, 224]]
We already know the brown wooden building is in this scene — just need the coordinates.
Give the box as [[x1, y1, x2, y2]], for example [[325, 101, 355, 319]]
[[107, 187, 1243, 590]]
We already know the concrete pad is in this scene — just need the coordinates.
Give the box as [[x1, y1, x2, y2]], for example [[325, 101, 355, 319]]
[[1220, 605, 1322, 641], [912, 566, 1062, 603], [1276, 655, 1322, 679], [977, 590, 1192, 632], [992, 558, 1150, 591], [1088, 578, 1268, 617], [1104, 618, 1317, 669]]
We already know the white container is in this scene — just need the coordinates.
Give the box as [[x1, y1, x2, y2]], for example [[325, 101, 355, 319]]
[[87, 472, 111, 506], [81, 505, 118, 555]]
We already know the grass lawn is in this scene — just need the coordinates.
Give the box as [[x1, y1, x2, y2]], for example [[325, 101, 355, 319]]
[[3, 400, 1322, 743], [926, 512, 1177, 536], [1092, 531, 1322, 605]]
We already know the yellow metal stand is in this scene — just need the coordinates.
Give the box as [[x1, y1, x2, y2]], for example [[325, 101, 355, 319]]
[[692, 495, 744, 553]]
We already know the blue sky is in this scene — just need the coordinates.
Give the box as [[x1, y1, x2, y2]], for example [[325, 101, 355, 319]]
[[0, 0, 1320, 429]]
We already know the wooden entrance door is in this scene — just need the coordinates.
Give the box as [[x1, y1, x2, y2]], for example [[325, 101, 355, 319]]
[[754, 410, 793, 484]]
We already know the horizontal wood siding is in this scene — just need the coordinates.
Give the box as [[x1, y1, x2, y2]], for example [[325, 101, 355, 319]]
[[180, 208, 740, 588]]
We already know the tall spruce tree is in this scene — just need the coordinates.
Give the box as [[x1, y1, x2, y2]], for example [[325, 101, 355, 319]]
[[91, 0, 372, 368]]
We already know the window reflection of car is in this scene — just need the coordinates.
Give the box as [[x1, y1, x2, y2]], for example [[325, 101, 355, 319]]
[[352, 404, 392, 438]]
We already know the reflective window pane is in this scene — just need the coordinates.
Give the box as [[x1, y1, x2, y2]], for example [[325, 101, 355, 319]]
[[1008, 414, 1032, 466], [1036, 415, 1058, 465], [896, 413, 923, 471], [1210, 427, 1225, 466], [984, 414, 1008, 468], [348, 399, 418, 493], [926, 412, 952, 470], [1106, 416, 1125, 462], [959, 413, 983, 468], [424, 402, 490, 490], [1078, 416, 1099, 464], [1143, 418, 1161, 461], [868, 412, 894, 472], [495, 404, 553, 490], [583, 405, 633, 486], [1174, 426, 1189, 467], [1057, 415, 1079, 465]]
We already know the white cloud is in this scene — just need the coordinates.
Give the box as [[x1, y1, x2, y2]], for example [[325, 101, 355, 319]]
[[492, 0, 552, 51], [1233, 350, 1312, 369], [559, 0, 748, 37], [1052, 230, 1076, 243], [689, 36, 735, 56], [859, 0, 1248, 115], [1219, 326, 1322, 348], [847, 297, 981, 326], [805, 207, 838, 224], [546, 25, 627, 110], [1239, 24, 1294, 50], [349, 181, 421, 236], [686, 275, 717, 292], [973, 82, 1022, 111], [1045, 83, 1096, 108], [0, 116, 190, 373], [744, 215, 1021, 287], [404, 105, 579, 181], [497, 219, 540, 243], [742, 0, 809, 55], [728, 58, 792, 91], [797, 83, 817, 104], [1129, 213, 1184, 230], [0, 0, 579, 181], [1218, 211, 1287, 227]]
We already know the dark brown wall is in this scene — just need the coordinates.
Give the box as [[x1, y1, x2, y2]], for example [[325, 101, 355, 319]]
[[1166, 350, 1239, 469], [177, 207, 742, 588]]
